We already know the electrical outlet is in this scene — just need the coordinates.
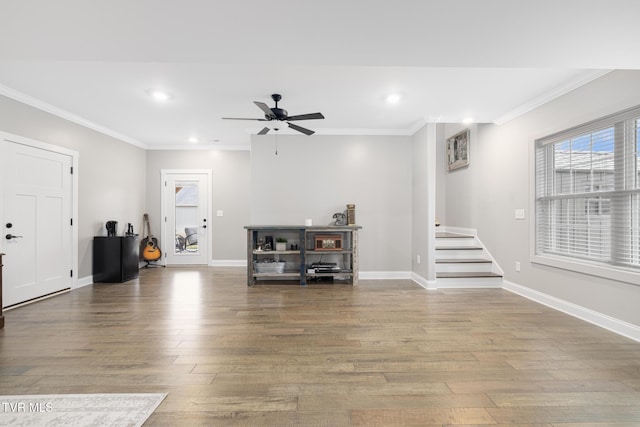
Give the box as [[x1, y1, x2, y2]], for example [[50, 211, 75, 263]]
[[417, 255, 421, 264], [515, 261, 521, 272]]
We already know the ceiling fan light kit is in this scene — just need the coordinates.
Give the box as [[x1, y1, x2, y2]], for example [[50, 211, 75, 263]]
[[223, 94, 324, 136]]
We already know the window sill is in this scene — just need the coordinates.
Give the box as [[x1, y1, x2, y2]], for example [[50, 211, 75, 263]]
[[531, 253, 640, 286]]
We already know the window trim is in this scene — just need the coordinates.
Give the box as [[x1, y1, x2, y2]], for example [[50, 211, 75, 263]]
[[529, 105, 640, 287]]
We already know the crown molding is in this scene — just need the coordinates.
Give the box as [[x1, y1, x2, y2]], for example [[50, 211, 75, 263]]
[[316, 127, 420, 136], [0, 84, 147, 149], [4, 69, 612, 150], [148, 144, 250, 151], [493, 69, 612, 126], [407, 118, 429, 134], [247, 124, 426, 137]]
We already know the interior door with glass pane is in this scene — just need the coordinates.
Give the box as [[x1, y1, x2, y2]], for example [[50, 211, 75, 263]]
[[163, 171, 209, 265]]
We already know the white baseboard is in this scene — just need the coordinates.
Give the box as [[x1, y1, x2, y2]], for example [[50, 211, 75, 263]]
[[411, 272, 437, 290], [74, 275, 94, 289], [209, 260, 247, 267], [411, 273, 502, 290], [503, 280, 640, 343]]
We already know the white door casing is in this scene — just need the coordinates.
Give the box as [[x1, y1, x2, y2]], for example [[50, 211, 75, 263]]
[[161, 170, 211, 265], [1, 134, 77, 307]]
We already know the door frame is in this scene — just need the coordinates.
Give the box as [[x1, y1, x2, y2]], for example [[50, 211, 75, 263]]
[[160, 169, 212, 266], [0, 130, 79, 290]]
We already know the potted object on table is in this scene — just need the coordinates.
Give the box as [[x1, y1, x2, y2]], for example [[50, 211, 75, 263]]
[[275, 237, 288, 251]]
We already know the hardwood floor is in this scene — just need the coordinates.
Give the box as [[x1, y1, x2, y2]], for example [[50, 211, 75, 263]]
[[1, 266, 639, 426]]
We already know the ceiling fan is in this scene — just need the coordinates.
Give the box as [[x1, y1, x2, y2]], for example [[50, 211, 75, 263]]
[[222, 93, 324, 135]]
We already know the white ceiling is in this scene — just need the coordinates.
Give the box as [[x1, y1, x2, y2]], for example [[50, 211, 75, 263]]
[[0, 0, 638, 149]]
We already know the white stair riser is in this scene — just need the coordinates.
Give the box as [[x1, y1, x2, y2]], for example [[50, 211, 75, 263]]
[[435, 238, 479, 247], [436, 262, 494, 273], [435, 276, 503, 288], [435, 248, 485, 259]]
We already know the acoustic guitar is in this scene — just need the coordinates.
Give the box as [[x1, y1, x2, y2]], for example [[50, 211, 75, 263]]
[[141, 213, 162, 262]]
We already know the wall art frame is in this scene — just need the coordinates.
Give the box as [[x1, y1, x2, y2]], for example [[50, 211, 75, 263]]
[[446, 128, 470, 171]]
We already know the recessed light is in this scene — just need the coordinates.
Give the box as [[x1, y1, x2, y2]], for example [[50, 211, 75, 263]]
[[386, 93, 401, 104], [146, 89, 173, 102], [463, 117, 474, 124], [188, 137, 198, 143]]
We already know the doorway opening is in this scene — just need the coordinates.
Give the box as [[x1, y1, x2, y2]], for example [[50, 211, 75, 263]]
[[161, 170, 211, 265]]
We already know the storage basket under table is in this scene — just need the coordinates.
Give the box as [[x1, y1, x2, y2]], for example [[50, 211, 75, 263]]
[[254, 261, 285, 274]]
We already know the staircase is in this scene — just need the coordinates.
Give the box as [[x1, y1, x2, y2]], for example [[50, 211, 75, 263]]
[[435, 232, 503, 287]]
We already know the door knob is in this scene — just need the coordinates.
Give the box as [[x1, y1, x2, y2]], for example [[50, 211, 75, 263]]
[[5, 234, 23, 240]]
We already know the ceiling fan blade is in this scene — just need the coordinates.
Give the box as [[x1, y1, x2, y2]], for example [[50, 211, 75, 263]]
[[254, 101, 275, 118], [286, 112, 325, 121], [257, 127, 270, 135], [222, 117, 268, 121], [287, 122, 315, 136]]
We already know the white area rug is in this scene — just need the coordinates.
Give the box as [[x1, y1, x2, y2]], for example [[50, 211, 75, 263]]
[[0, 393, 166, 426]]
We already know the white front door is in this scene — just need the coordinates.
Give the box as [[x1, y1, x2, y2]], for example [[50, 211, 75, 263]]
[[1, 139, 73, 307], [162, 171, 210, 265]]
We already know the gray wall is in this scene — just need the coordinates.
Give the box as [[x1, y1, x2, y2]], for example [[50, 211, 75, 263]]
[[441, 123, 479, 228], [439, 70, 640, 325], [145, 149, 250, 262], [0, 95, 146, 279], [250, 134, 413, 273], [5, 69, 639, 327]]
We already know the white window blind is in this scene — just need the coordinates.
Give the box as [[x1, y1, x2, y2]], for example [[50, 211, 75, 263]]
[[535, 105, 640, 273]]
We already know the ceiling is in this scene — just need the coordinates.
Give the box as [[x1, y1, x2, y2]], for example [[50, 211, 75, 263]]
[[0, 0, 638, 149]]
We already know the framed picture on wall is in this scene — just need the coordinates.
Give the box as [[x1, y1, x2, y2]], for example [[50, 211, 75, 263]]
[[446, 128, 470, 171]]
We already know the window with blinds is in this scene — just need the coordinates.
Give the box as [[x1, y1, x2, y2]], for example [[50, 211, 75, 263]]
[[535, 105, 640, 279]]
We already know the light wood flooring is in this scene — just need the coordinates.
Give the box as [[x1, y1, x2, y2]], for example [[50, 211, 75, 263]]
[[1, 267, 640, 426]]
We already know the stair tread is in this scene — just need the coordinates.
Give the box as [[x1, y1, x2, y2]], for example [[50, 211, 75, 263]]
[[435, 246, 483, 250], [436, 258, 492, 263], [436, 232, 474, 239], [436, 272, 503, 278]]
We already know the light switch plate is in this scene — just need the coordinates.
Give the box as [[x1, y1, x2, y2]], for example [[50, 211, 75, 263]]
[[515, 209, 525, 219], [216, 210, 224, 217]]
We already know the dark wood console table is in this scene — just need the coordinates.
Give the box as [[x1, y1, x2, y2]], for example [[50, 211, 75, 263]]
[[245, 225, 361, 286]]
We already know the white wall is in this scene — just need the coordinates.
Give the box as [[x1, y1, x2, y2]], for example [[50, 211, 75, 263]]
[[439, 70, 640, 326], [435, 123, 447, 224], [250, 134, 413, 273], [145, 149, 250, 262], [411, 123, 437, 283], [0, 95, 146, 279]]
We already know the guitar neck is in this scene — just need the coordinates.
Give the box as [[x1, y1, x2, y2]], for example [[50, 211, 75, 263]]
[[143, 215, 153, 239]]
